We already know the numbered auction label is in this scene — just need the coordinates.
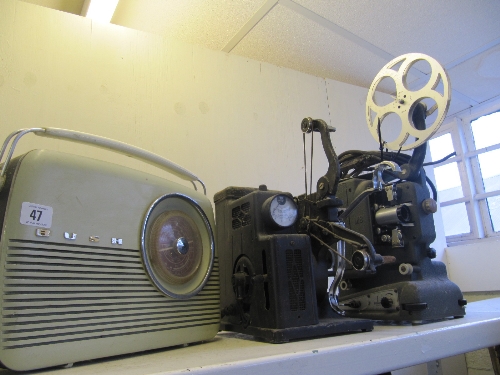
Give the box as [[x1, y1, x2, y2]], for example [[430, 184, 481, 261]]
[[20, 202, 53, 228]]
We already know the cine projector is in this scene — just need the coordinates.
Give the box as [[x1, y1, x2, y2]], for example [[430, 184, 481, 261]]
[[0, 128, 220, 371]]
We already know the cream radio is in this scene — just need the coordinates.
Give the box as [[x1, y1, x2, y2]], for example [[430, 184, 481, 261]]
[[0, 128, 219, 371]]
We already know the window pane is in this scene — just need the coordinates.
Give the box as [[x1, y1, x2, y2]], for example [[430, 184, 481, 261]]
[[471, 111, 500, 149], [441, 203, 471, 236], [477, 149, 500, 193], [433, 162, 464, 201], [487, 196, 500, 232], [429, 133, 454, 162]]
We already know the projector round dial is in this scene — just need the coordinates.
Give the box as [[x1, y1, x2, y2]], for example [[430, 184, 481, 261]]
[[141, 194, 214, 299], [263, 194, 298, 228]]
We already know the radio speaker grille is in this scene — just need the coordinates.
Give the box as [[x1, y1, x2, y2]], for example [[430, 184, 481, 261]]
[[1, 239, 220, 350]]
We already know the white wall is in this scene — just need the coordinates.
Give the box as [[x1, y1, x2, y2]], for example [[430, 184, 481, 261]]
[[0, 0, 331, 203], [326, 79, 380, 152], [446, 240, 500, 292]]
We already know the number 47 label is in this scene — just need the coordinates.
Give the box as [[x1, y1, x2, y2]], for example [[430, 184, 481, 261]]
[[20, 202, 53, 228]]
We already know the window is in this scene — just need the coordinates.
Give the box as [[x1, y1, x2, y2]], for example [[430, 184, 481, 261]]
[[428, 99, 500, 245]]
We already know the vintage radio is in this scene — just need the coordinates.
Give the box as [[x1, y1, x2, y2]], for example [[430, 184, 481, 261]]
[[0, 128, 219, 371]]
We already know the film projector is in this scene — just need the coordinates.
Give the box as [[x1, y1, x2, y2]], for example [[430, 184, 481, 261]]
[[215, 53, 465, 343], [0, 129, 219, 371], [336, 53, 466, 321]]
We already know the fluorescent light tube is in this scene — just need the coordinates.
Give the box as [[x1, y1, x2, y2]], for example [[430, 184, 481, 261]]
[[81, 0, 119, 23]]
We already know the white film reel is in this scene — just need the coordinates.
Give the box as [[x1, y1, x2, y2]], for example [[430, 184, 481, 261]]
[[366, 53, 451, 151]]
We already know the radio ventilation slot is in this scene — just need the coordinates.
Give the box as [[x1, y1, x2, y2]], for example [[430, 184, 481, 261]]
[[231, 202, 251, 230], [285, 249, 306, 312], [2, 240, 220, 350]]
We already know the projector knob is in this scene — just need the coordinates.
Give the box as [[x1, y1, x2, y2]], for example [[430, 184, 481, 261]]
[[422, 198, 438, 214], [381, 297, 393, 309]]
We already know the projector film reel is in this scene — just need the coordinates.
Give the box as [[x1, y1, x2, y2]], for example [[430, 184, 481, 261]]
[[366, 53, 451, 151]]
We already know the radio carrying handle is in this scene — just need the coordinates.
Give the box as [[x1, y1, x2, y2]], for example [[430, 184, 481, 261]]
[[0, 128, 206, 194]]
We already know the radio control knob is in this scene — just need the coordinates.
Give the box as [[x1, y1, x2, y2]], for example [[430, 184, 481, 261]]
[[176, 237, 189, 255]]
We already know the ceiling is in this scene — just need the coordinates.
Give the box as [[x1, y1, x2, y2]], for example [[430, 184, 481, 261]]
[[21, 0, 500, 118]]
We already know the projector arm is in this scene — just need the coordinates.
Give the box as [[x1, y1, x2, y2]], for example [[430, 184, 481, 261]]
[[301, 117, 340, 198]]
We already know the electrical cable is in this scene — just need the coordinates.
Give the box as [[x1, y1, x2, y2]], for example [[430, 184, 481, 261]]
[[426, 175, 438, 201], [423, 152, 456, 166]]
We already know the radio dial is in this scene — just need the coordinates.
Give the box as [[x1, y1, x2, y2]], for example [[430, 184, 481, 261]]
[[141, 194, 215, 299], [149, 210, 202, 285]]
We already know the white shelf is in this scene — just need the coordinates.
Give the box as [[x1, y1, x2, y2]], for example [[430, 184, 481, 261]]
[[4, 298, 500, 375]]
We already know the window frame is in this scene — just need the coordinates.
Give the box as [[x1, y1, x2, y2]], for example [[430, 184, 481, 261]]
[[430, 98, 500, 246]]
